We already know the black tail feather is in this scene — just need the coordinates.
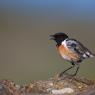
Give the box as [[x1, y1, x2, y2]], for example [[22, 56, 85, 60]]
[[89, 53, 95, 58], [92, 53, 95, 57]]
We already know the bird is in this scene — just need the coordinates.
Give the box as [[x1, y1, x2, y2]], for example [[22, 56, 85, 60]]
[[50, 32, 95, 77]]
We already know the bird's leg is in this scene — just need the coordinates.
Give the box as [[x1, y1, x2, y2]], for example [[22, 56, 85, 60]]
[[72, 65, 80, 76], [59, 64, 75, 77]]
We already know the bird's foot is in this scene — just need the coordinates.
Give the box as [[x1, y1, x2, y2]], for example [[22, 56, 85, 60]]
[[58, 72, 77, 80]]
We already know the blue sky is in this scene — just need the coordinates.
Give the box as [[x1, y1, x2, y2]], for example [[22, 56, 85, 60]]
[[0, 0, 95, 10], [0, 0, 95, 20]]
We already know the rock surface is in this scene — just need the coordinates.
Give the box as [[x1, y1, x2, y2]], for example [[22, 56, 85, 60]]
[[0, 74, 95, 95]]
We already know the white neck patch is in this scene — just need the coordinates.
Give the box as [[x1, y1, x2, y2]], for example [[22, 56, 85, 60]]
[[62, 39, 67, 48]]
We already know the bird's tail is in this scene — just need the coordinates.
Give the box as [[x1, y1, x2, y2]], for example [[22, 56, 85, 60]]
[[90, 53, 95, 58], [85, 51, 95, 58], [88, 53, 95, 58]]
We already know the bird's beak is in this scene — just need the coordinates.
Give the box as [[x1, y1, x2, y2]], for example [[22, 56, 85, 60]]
[[50, 35, 55, 40]]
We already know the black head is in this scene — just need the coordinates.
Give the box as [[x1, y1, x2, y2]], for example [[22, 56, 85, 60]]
[[50, 32, 68, 45]]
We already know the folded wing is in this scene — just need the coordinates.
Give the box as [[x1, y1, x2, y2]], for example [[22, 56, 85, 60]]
[[66, 39, 95, 59]]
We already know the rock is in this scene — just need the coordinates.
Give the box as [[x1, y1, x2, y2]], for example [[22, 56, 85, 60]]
[[0, 74, 95, 95]]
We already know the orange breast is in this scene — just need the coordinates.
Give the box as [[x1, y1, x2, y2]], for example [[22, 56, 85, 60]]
[[58, 45, 80, 61]]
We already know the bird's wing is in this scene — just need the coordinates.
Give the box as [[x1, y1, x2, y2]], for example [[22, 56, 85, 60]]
[[66, 39, 94, 59]]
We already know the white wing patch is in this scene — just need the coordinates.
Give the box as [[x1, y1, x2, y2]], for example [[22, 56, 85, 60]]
[[83, 54, 87, 58]]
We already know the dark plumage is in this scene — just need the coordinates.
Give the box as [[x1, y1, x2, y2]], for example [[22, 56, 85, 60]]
[[50, 33, 68, 46]]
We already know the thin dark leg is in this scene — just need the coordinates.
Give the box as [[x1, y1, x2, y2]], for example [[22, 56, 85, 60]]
[[72, 65, 80, 76], [59, 65, 75, 77]]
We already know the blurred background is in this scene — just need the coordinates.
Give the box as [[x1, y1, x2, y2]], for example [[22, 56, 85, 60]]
[[0, 0, 95, 84]]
